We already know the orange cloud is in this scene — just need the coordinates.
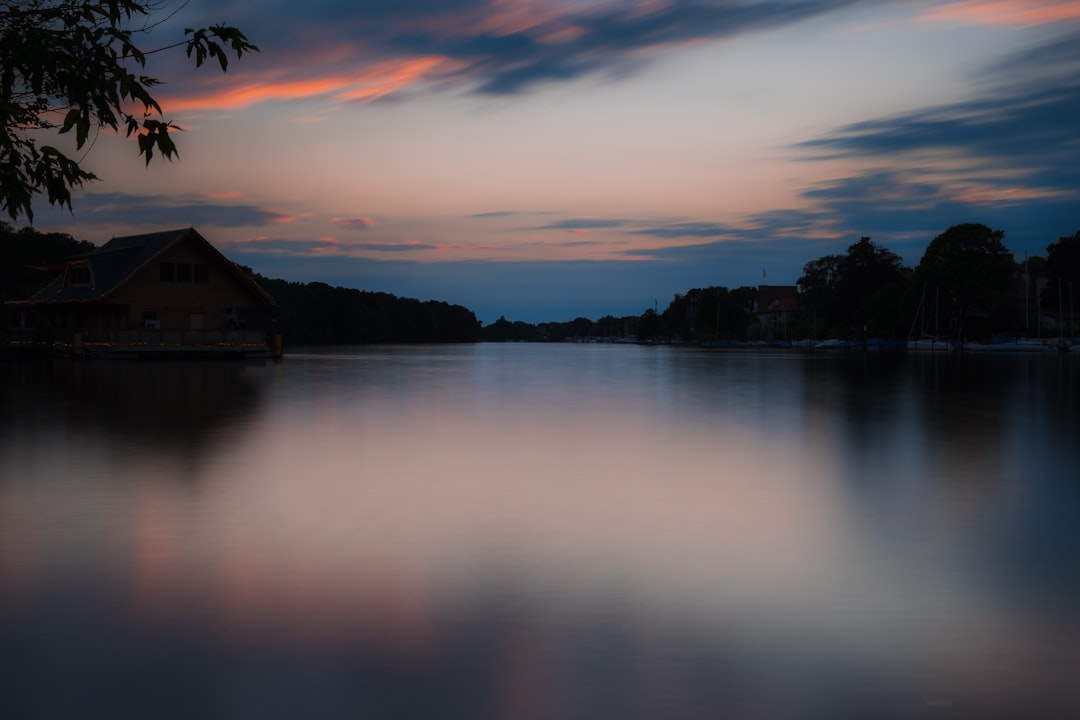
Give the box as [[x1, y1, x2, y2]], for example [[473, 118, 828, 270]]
[[162, 56, 452, 113], [334, 56, 447, 103], [924, 0, 1080, 26]]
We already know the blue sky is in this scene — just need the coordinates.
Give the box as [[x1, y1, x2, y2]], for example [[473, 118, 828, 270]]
[[27, 0, 1080, 323]]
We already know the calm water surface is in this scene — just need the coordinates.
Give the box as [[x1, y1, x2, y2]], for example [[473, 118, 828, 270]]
[[2, 345, 1078, 719]]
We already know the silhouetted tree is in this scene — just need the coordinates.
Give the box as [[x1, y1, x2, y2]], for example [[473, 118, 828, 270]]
[[725, 286, 757, 341], [482, 316, 537, 341], [594, 314, 626, 339], [1045, 230, 1080, 282], [1, 222, 95, 302], [797, 254, 844, 336], [661, 292, 691, 340], [1, 1, 257, 220], [915, 223, 1014, 341], [843, 237, 904, 326], [246, 272, 480, 344], [797, 237, 904, 337], [1043, 230, 1080, 335], [638, 308, 661, 341], [655, 286, 757, 343]]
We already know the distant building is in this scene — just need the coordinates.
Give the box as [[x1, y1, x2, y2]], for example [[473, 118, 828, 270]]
[[754, 285, 798, 339], [6, 228, 277, 356]]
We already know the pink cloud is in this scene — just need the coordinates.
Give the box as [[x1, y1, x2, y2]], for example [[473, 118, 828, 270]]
[[160, 56, 454, 114], [924, 0, 1080, 26], [947, 183, 1070, 205]]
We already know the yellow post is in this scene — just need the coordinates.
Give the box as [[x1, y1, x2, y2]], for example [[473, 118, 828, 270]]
[[73, 331, 84, 359], [272, 334, 283, 359]]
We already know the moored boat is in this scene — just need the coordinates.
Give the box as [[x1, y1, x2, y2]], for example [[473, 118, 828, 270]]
[[907, 338, 953, 352], [962, 340, 1054, 353]]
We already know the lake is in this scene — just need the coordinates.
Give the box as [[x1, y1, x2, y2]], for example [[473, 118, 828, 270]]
[[2, 344, 1078, 719]]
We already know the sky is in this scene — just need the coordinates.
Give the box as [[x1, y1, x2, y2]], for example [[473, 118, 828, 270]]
[[26, 0, 1080, 323]]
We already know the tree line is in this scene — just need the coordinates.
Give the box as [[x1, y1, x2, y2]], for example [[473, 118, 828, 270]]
[[0, 223, 96, 304], [4, 222, 1078, 345], [0, 224, 481, 344], [486, 224, 1080, 344], [793, 223, 1077, 343], [247, 272, 481, 344]]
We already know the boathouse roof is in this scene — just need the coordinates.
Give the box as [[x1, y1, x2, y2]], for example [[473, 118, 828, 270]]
[[18, 228, 273, 305]]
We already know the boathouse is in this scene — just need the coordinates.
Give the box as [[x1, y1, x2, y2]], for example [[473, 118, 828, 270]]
[[6, 227, 278, 357]]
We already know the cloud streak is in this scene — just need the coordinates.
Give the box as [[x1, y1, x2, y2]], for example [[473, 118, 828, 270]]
[[536, 218, 628, 231], [331, 216, 377, 230], [382, 0, 869, 95], [923, 0, 1080, 26], [49, 192, 295, 228], [167, 0, 875, 112], [229, 236, 442, 256], [794, 27, 1080, 253], [632, 222, 734, 239], [161, 56, 452, 112]]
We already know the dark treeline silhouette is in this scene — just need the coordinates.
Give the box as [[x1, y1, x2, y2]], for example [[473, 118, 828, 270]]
[[481, 285, 761, 344], [487, 225, 1080, 344], [796, 236, 908, 340], [4, 223, 1078, 345], [1, 224, 480, 344], [482, 313, 664, 343], [0, 223, 95, 304], [239, 271, 481, 344]]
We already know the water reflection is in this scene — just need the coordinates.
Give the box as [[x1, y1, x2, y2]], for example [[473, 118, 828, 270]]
[[1, 347, 1078, 719], [0, 359, 264, 466]]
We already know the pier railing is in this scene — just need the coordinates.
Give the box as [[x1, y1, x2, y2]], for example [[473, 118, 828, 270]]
[[5, 327, 272, 348]]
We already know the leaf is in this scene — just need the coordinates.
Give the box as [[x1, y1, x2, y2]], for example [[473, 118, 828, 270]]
[[210, 42, 228, 71], [138, 133, 153, 164], [1, 1, 254, 220], [59, 109, 80, 135], [75, 111, 90, 149]]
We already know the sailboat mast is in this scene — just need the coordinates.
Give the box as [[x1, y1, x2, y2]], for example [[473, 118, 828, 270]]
[[935, 286, 940, 339], [908, 284, 925, 341]]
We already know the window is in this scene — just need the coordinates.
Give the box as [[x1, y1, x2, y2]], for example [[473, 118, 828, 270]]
[[67, 264, 91, 287], [177, 263, 192, 283], [194, 263, 209, 283], [159, 262, 175, 281], [142, 311, 160, 330]]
